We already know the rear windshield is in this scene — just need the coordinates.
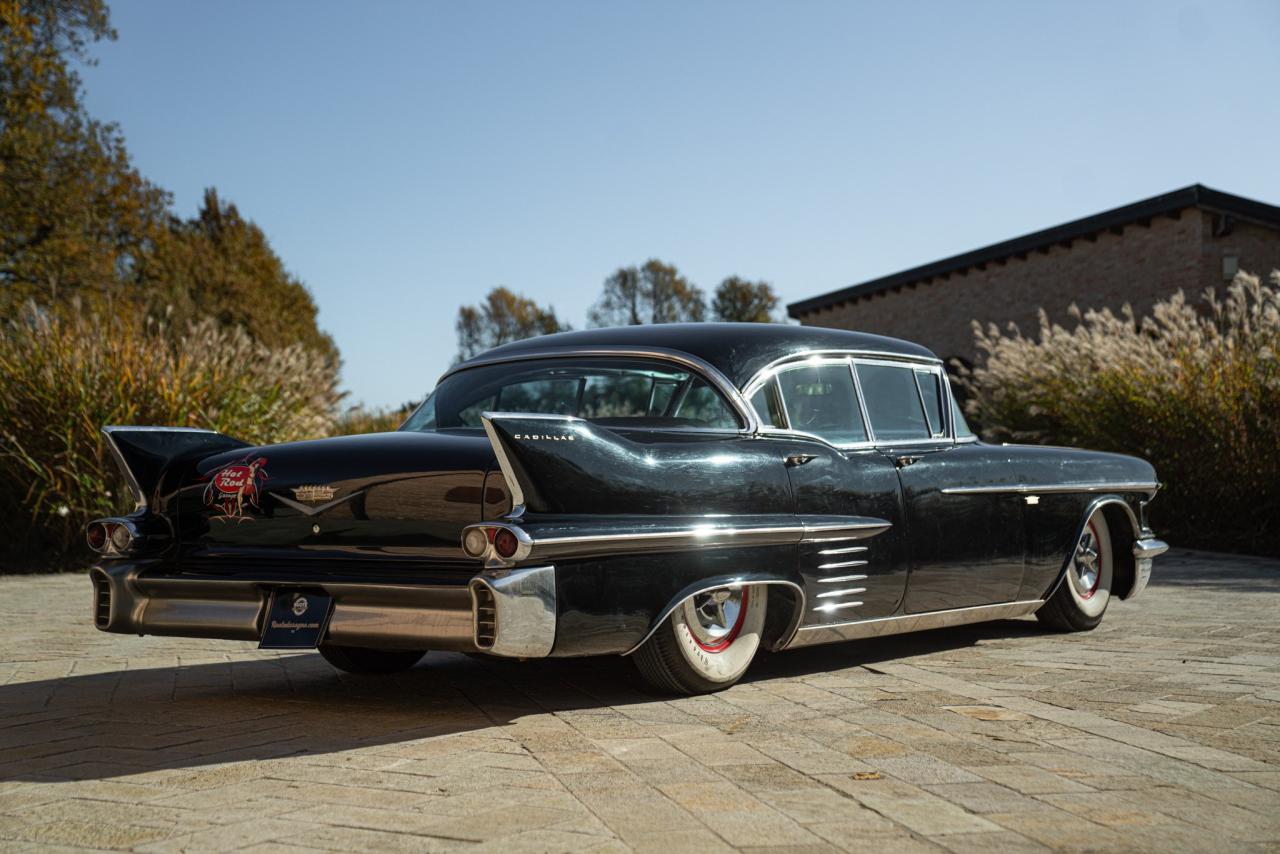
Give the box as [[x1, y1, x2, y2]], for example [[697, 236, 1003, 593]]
[[401, 358, 743, 432]]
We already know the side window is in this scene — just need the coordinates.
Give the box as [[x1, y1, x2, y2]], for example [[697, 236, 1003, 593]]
[[914, 369, 945, 438], [854, 363, 931, 441], [951, 394, 975, 439], [775, 363, 868, 445], [749, 380, 787, 428], [671, 378, 740, 428]]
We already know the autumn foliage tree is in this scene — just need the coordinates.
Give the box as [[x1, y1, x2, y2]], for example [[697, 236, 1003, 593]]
[[455, 286, 567, 361], [0, 0, 168, 313], [588, 259, 706, 326], [711, 276, 779, 322], [0, 0, 335, 365]]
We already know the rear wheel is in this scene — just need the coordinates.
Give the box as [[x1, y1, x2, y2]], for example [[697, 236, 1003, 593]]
[[633, 585, 766, 695], [1037, 510, 1113, 632], [319, 644, 426, 674]]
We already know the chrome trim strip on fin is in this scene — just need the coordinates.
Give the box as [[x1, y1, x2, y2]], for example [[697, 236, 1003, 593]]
[[941, 482, 1159, 496], [818, 574, 868, 584], [785, 599, 1045, 649], [462, 515, 893, 566], [480, 414, 529, 517]]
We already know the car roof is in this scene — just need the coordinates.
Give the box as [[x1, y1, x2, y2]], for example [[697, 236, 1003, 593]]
[[448, 323, 939, 389]]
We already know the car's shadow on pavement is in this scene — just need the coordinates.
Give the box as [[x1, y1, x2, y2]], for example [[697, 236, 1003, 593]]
[[0, 618, 1049, 785]]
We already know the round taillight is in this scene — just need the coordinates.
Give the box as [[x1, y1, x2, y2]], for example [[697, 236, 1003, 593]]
[[86, 522, 107, 552], [493, 528, 519, 559], [108, 523, 133, 553], [462, 528, 488, 558]]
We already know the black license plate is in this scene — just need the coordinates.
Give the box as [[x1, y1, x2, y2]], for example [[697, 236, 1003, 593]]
[[259, 589, 334, 649]]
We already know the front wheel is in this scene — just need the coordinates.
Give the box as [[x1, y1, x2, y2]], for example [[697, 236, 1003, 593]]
[[633, 585, 766, 695], [319, 644, 427, 674], [1037, 509, 1113, 632]]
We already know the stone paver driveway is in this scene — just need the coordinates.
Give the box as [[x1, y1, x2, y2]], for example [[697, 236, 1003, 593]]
[[1, 549, 1278, 853]]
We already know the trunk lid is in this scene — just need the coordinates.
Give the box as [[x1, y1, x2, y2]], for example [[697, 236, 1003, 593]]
[[176, 430, 508, 563]]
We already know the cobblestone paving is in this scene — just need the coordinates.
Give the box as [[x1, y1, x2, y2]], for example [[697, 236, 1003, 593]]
[[1, 549, 1278, 852]]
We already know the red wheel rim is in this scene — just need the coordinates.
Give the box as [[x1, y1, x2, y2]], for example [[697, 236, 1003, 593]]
[[690, 588, 749, 653], [1078, 520, 1103, 599]]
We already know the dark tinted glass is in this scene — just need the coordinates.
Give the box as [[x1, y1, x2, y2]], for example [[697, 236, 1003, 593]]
[[776, 363, 868, 444], [914, 369, 944, 436], [750, 381, 787, 428], [855, 363, 930, 441], [401, 359, 742, 431]]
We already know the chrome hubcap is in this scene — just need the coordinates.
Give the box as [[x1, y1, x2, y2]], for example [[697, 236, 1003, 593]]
[[687, 587, 746, 649], [1073, 526, 1101, 597]]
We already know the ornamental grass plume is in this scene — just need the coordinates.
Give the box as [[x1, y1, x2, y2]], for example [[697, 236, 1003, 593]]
[[959, 271, 1280, 555], [0, 302, 341, 570]]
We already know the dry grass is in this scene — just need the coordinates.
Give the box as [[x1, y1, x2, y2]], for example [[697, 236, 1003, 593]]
[[959, 271, 1280, 555], [0, 302, 341, 569]]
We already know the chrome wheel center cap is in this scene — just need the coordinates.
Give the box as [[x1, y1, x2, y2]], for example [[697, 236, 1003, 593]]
[[692, 588, 743, 642]]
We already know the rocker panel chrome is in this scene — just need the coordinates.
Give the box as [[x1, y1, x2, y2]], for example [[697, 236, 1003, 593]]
[[785, 599, 1045, 649], [941, 482, 1160, 496]]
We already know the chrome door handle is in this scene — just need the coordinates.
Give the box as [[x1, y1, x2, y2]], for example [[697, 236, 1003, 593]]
[[893, 455, 920, 468], [785, 453, 817, 467]]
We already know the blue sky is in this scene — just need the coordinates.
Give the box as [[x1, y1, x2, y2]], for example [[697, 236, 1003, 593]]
[[81, 1, 1280, 410]]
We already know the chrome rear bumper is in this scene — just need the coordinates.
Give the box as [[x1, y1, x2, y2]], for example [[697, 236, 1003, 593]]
[[90, 562, 557, 657]]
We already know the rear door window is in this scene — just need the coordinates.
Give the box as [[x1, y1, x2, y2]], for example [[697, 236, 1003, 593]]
[[775, 363, 868, 445], [854, 363, 931, 441], [914, 369, 945, 438]]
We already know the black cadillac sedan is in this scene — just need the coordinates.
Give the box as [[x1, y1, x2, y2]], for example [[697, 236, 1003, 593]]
[[87, 323, 1167, 694]]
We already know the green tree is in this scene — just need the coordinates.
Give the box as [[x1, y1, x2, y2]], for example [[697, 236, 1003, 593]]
[[711, 276, 779, 322], [588, 259, 706, 326], [138, 188, 338, 364], [0, 0, 169, 314], [455, 286, 567, 361]]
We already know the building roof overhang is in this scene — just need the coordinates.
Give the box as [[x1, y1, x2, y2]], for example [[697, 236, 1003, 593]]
[[788, 184, 1280, 318]]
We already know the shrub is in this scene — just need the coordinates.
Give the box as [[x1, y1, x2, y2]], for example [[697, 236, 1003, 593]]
[[332, 403, 416, 436], [0, 302, 341, 570], [959, 271, 1280, 556]]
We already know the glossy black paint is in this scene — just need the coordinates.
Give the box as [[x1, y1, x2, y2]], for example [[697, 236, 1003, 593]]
[[449, 323, 937, 389], [770, 438, 907, 621], [92, 322, 1161, 658], [551, 545, 800, 657], [487, 415, 792, 516], [178, 431, 499, 564]]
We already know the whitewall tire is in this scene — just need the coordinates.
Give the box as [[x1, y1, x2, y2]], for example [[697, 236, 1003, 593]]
[[1037, 509, 1114, 631], [633, 585, 766, 695]]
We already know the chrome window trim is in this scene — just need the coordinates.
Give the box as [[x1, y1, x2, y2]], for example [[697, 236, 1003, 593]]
[[434, 346, 760, 434], [742, 351, 958, 450]]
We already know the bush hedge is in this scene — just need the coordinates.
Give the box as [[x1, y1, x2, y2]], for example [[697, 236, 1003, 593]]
[[0, 302, 341, 570], [959, 271, 1280, 556]]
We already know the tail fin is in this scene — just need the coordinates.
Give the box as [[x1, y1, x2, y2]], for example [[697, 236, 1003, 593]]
[[103, 426, 249, 512], [480, 413, 792, 517]]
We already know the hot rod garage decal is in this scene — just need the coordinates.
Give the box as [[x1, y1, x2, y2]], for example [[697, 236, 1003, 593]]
[[203, 455, 269, 521]]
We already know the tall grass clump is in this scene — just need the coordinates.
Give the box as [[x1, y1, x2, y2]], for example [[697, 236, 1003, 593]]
[[331, 403, 417, 436], [0, 302, 341, 570], [960, 271, 1280, 556]]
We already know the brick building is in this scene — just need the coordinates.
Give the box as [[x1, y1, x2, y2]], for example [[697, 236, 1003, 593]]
[[788, 185, 1280, 367]]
